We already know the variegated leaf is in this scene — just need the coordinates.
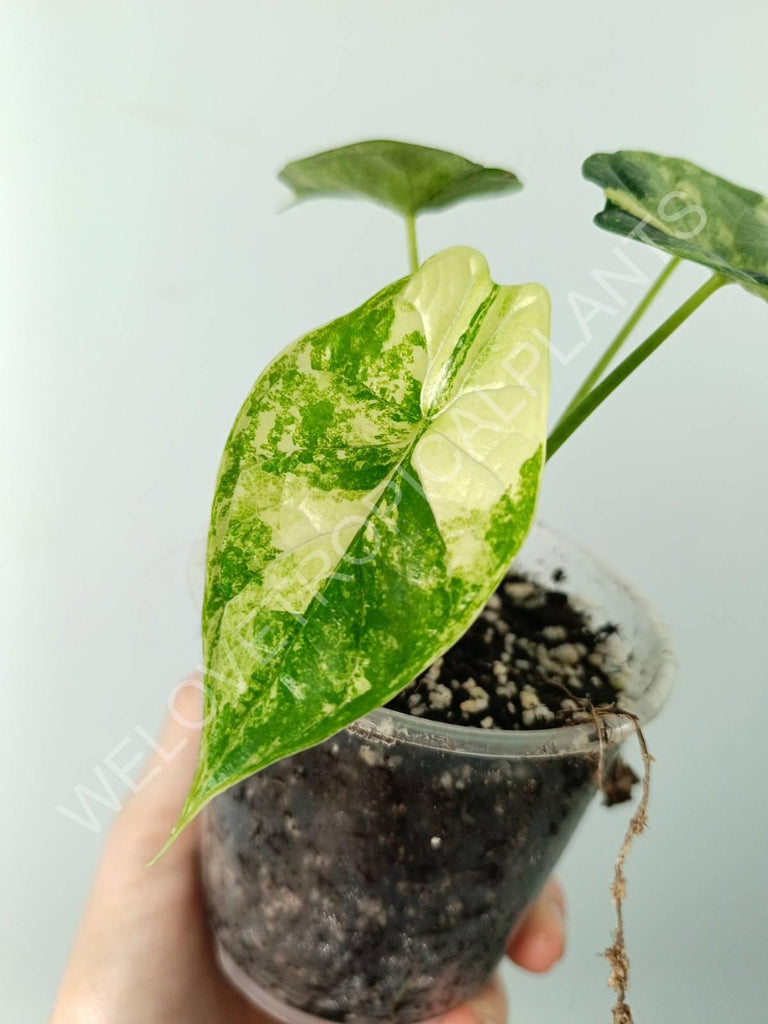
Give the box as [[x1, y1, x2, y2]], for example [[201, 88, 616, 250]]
[[280, 140, 522, 217], [169, 247, 549, 844], [584, 151, 768, 301]]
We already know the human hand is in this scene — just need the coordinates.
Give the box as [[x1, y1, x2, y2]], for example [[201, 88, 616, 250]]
[[52, 680, 565, 1024]]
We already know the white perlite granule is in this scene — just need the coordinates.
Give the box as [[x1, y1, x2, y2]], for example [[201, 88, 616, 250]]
[[427, 683, 453, 709], [460, 679, 490, 715]]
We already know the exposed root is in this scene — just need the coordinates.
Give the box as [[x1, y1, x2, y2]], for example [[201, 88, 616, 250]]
[[600, 710, 653, 1024], [560, 696, 653, 1023], [588, 700, 607, 791]]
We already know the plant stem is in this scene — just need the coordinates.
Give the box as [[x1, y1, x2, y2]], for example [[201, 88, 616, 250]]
[[547, 272, 728, 460], [556, 256, 681, 428], [405, 213, 419, 273]]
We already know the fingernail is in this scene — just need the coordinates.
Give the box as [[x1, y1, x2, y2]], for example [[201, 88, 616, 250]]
[[475, 1012, 499, 1024], [471, 1000, 500, 1024], [546, 892, 565, 928]]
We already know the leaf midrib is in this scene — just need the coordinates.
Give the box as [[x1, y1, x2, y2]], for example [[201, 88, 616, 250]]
[[201, 268, 508, 792], [209, 276, 506, 677], [205, 428, 425, 772]]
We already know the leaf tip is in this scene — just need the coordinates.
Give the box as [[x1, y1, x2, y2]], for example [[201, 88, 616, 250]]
[[147, 788, 208, 865], [581, 151, 613, 184]]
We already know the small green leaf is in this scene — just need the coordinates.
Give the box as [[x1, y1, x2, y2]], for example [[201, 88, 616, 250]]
[[279, 140, 522, 218], [583, 150, 768, 301], [169, 247, 549, 845]]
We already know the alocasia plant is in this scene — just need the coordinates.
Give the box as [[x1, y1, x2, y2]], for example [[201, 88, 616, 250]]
[[166, 245, 550, 845], [164, 141, 766, 850]]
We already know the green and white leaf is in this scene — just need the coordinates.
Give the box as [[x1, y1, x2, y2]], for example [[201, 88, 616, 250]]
[[583, 150, 768, 301], [169, 247, 549, 844], [279, 140, 522, 217]]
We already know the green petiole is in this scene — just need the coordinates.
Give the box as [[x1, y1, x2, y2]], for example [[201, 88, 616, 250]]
[[405, 213, 419, 273], [556, 256, 682, 429], [547, 272, 728, 460]]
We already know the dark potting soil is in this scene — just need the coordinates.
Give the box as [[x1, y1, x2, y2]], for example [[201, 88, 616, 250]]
[[202, 570, 627, 1024], [386, 569, 626, 729]]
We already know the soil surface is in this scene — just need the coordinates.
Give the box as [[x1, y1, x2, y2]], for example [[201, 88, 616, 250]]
[[202, 569, 626, 1024], [387, 568, 626, 729]]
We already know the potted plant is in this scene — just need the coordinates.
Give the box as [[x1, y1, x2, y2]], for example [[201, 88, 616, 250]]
[[159, 141, 768, 1023]]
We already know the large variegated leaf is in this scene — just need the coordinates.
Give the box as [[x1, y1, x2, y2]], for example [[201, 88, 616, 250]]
[[583, 151, 768, 301], [279, 140, 522, 217], [169, 247, 549, 842]]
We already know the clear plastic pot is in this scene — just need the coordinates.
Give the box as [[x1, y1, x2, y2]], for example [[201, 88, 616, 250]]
[[201, 523, 675, 1024]]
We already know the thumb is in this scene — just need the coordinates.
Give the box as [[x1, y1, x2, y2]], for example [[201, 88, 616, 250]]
[[91, 675, 206, 901]]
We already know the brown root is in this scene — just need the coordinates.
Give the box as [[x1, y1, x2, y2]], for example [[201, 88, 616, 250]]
[[560, 694, 653, 1023], [597, 710, 653, 1024]]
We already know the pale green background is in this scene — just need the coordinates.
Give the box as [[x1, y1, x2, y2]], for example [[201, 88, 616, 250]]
[[3, 1, 767, 1020]]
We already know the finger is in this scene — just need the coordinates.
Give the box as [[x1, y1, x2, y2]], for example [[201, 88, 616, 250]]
[[51, 677, 210, 1019], [439, 974, 507, 1024], [506, 878, 565, 973], [95, 676, 206, 891]]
